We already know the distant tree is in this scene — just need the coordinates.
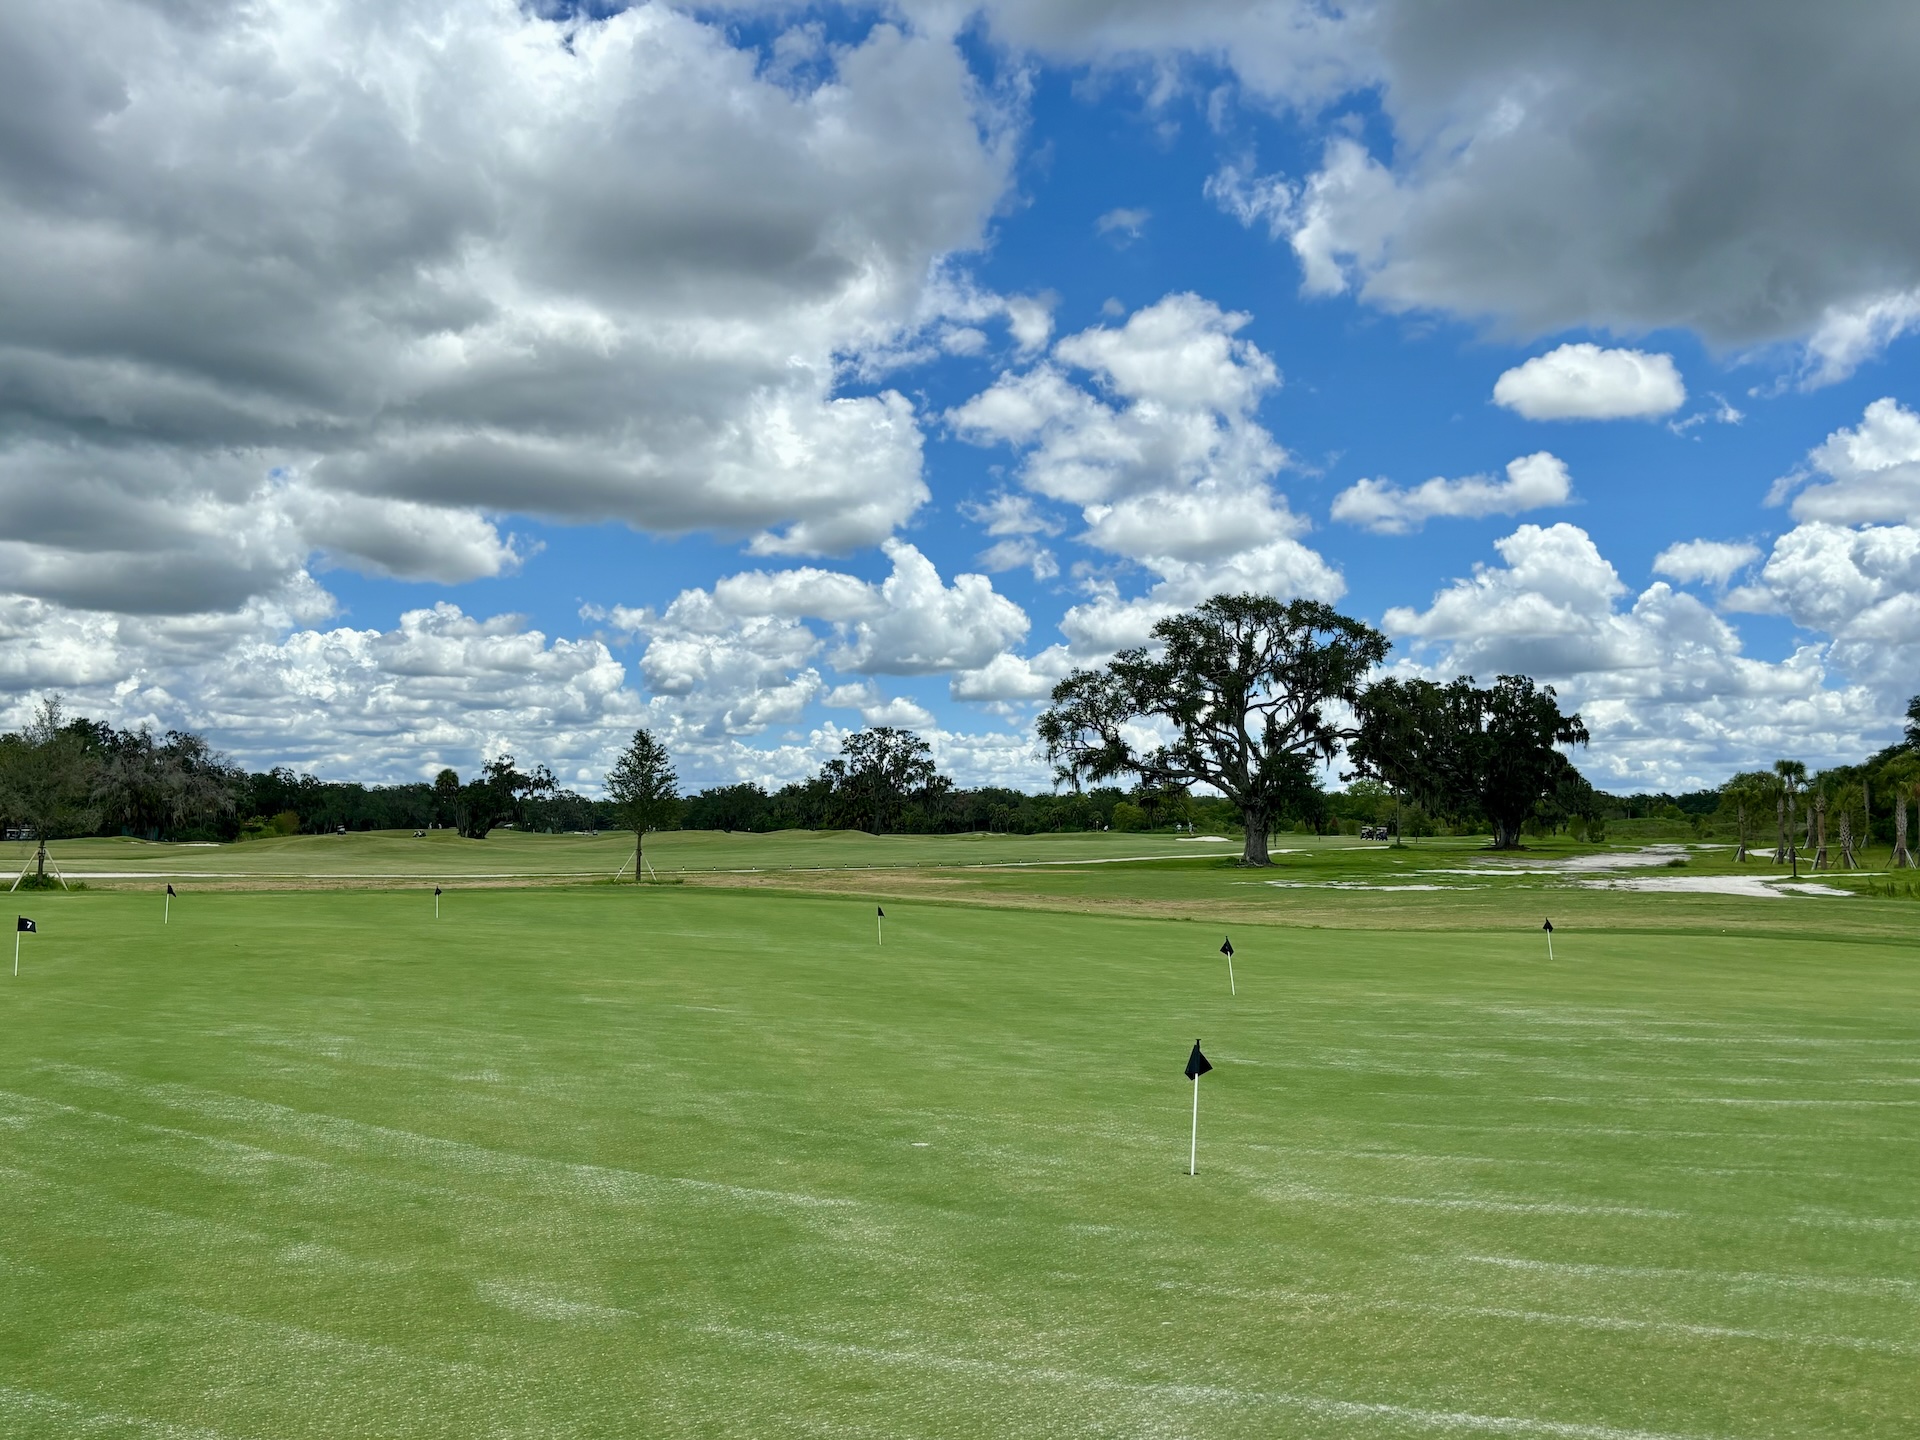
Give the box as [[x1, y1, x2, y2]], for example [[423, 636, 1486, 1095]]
[[0, 697, 102, 881], [1039, 595, 1388, 866], [680, 782, 773, 832], [1475, 677, 1591, 848], [432, 768, 461, 828], [1772, 759, 1807, 873], [456, 755, 554, 839], [605, 730, 678, 880], [828, 728, 945, 834], [1353, 674, 1588, 849], [1348, 677, 1471, 839], [1718, 770, 1776, 863], [1907, 694, 1920, 749]]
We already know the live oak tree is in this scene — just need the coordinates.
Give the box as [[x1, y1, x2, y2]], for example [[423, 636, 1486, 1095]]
[[1345, 676, 1471, 841], [1350, 674, 1589, 850], [823, 727, 946, 835], [1474, 676, 1592, 848], [1037, 595, 1388, 867], [605, 729, 678, 880], [456, 755, 555, 839]]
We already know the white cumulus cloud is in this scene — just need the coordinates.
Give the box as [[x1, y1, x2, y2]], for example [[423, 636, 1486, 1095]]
[[1653, 540, 1763, 588], [1332, 452, 1573, 534], [1385, 522, 1894, 787], [1492, 345, 1686, 421], [951, 292, 1341, 656], [1781, 397, 1920, 525]]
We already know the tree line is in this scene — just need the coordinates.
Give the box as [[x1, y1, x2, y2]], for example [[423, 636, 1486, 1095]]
[[5, 595, 1915, 873]]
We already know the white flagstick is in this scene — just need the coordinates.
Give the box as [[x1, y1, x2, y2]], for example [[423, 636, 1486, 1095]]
[[1227, 953, 1235, 995], [164, 891, 170, 925], [1189, 1073, 1200, 1176]]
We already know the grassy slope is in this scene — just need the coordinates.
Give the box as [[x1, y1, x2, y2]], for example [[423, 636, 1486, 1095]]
[[2, 886, 1915, 1437]]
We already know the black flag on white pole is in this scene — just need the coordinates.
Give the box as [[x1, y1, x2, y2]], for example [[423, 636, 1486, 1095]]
[[434, 885, 443, 920], [1542, 917, 1554, 960], [1220, 936, 1235, 995], [165, 882, 176, 924], [877, 906, 885, 945], [1185, 1040, 1211, 1175], [14, 915, 33, 977]]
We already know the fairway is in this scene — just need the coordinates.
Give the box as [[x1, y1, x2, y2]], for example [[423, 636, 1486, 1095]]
[[2, 883, 1914, 1438]]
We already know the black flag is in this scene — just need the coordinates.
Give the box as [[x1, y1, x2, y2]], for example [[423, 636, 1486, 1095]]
[[1219, 936, 1234, 958], [434, 886, 443, 897], [1184, 1040, 1211, 1080], [1542, 918, 1554, 933], [16, 917, 35, 933], [877, 906, 885, 918], [166, 883, 176, 898]]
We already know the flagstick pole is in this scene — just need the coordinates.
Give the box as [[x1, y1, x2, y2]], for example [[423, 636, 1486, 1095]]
[[878, 916, 883, 946], [1227, 954, 1235, 995], [1547, 933, 1554, 961], [164, 893, 170, 925], [1189, 1075, 1199, 1176], [13, 930, 18, 978]]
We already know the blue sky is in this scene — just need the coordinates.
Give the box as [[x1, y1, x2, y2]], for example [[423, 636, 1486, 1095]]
[[4, 2, 1918, 793]]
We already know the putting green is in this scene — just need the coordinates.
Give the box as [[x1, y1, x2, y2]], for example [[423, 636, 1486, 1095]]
[[1, 886, 1914, 1437]]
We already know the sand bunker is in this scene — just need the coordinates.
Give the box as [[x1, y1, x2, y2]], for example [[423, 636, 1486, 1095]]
[[1576, 875, 1852, 898]]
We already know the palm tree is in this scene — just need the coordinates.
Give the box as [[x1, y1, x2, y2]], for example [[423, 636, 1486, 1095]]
[[1773, 760, 1807, 878]]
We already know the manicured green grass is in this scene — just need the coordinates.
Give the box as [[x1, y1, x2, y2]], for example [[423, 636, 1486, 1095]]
[[25, 826, 1265, 884], [2, 887, 1914, 1436]]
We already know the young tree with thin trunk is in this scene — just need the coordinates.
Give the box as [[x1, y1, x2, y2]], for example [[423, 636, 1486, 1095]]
[[1038, 595, 1388, 867], [606, 729, 678, 881], [1719, 771, 1774, 863], [0, 697, 101, 882], [1895, 780, 1917, 869]]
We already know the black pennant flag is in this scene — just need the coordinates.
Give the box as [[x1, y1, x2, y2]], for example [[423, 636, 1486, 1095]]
[[434, 886, 443, 897], [16, 917, 35, 933], [876, 906, 885, 918], [1219, 936, 1234, 958], [166, 883, 176, 898], [1184, 1040, 1211, 1080], [1542, 918, 1554, 933]]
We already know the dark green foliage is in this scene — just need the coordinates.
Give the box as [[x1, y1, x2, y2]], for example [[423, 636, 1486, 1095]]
[[1038, 594, 1389, 865], [455, 755, 555, 839], [1352, 674, 1589, 849], [605, 729, 678, 878], [823, 728, 946, 835]]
